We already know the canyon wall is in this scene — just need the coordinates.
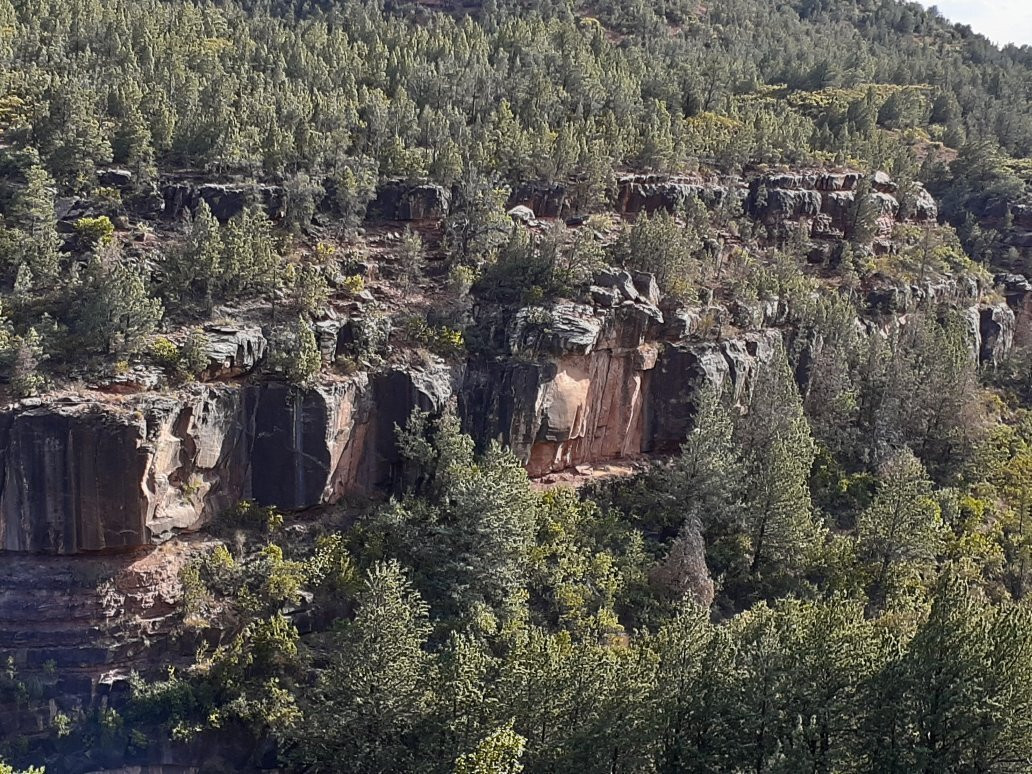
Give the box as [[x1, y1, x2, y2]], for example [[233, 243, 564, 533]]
[[0, 270, 1014, 556], [0, 369, 454, 554], [6, 165, 1020, 558]]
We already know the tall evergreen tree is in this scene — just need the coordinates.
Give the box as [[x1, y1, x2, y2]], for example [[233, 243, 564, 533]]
[[855, 449, 944, 607], [736, 342, 820, 583], [297, 561, 436, 773]]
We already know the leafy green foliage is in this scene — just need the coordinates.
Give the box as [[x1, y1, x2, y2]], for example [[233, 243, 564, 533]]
[[72, 216, 114, 250], [15, 0, 1032, 770], [111, 397, 1032, 774], [610, 206, 703, 299], [454, 723, 526, 774]]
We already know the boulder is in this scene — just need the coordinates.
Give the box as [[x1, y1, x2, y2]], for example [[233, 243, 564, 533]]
[[507, 205, 537, 225], [314, 320, 343, 360], [202, 325, 268, 378], [631, 271, 661, 306], [912, 186, 938, 221], [871, 170, 897, 193], [509, 303, 603, 356], [97, 168, 134, 188], [594, 269, 640, 302], [195, 184, 251, 221], [980, 303, 1016, 367], [400, 184, 450, 220], [872, 191, 900, 216], [650, 527, 715, 608], [588, 285, 622, 307], [1011, 203, 1032, 230], [996, 273, 1032, 317], [824, 191, 856, 230]]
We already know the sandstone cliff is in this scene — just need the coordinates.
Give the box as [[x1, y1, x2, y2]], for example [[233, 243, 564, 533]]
[[0, 263, 1018, 556], [0, 368, 456, 554]]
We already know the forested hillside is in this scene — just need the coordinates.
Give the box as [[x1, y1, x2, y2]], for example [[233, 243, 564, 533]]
[[5, 0, 1032, 772]]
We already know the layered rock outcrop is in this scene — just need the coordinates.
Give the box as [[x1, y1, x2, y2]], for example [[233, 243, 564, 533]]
[[0, 263, 1016, 556], [136, 177, 452, 223], [462, 274, 783, 478], [605, 170, 939, 248], [114, 168, 931, 237], [0, 366, 454, 554]]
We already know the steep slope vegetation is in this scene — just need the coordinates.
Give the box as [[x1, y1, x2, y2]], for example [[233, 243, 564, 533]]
[[4, 1, 1032, 772]]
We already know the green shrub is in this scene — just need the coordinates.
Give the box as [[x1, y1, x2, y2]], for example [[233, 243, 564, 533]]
[[73, 215, 115, 249], [402, 316, 465, 358], [148, 337, 180, 368]]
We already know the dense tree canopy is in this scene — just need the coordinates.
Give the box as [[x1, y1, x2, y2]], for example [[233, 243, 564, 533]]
[[8, 0, 1032, 771]]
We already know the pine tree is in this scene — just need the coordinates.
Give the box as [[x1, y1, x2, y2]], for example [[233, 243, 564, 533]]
[[286, 316, 320, 386], [282, 261, 329, 316], [297, 561, 435, 773], [43, 79, 113, 190], [867, 575, 1032, 772], [10, 163, 60, 281], [766, 596, 886, 773], [397, 226, 423, 287], [334, 158, 378, 232], [612, 207, 701, 298], [454, 723, 526, 774], [73, 249, 163, 355], [220, 207, 279, 299], [9, 328, 45, 398], [284, 172, 324, 235], [847, 177, 881, 246], [668, 384, 743, 529], [651, 604, 723, 771], [638, 99, 677, 172], [165, 200, 223, 312], [736, 342, 820, 581], [389, 414, 536, 622], [433, 631, 495, 765], [855, 449, 944, 607], [800, 293, 862, 461]]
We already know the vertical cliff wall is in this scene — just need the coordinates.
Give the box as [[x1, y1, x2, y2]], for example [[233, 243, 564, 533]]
[[0, 366, 455, 555], [0, 270, 1020, 556]]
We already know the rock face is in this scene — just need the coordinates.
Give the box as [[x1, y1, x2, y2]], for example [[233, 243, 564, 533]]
[[0, 263, 1010, 556], [0, 538, 268, 772], [616, 174, 743, 214], [746, 171, 933, 236], [462, 292, 780, 477], [159, 181, 287, 221], [201, 324, 268, 378], [997, 272, 1032, 321], [369, 181, 450, 221], [0, 403, 153, 553], [0, 366, 454, 554], [979, 304, 1017, 367], [509, 182, 568, 218], [614, 171, 935, 242], [0, 285, 785, 555]]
